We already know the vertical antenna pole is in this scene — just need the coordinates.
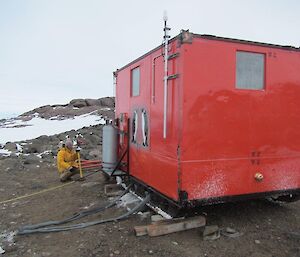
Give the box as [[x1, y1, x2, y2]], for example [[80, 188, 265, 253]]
[[163, 11, 170, 139], [113, 71, 117, 98]]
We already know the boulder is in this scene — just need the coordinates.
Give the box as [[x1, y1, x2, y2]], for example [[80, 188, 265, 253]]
[[85, 99, 102, 106], [4, 142, 17, 152], [100, 97, 115, 107], [70, 99, 87, 108], [23, 144, 40, 154]]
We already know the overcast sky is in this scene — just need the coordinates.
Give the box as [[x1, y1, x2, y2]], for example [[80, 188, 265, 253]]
[[0, 0, 299, 117]]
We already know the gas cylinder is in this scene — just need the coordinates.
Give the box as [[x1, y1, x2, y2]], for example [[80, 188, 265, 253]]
[[102, 123, 118, 173]]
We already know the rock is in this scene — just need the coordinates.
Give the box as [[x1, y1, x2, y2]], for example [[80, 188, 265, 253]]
[[114, 250, 120, 255], [100, 97, 115, 107], [203, 225, 219, 236], [23, 145, 40, 154], [203, 225, 220, 241], [86, 99, 102, 106], [4, 142, 17, 152], [70, 99, 88, 108], [254, 239, 261, 244], [220, 227, 243, 238]]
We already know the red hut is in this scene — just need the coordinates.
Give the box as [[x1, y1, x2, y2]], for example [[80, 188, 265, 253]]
[[103, 29, 300, 209]]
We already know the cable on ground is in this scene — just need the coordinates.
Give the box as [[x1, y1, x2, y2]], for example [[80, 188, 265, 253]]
[[18, 184, 132, 232], [18, 193, 150, 235]]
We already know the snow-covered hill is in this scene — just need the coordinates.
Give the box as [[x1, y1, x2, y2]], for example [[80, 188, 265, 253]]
[[0, 97, 114, 158], [0, 112, 105, 144]]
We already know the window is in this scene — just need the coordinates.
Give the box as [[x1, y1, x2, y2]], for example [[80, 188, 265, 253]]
[[141, 109, 149, 147], [132, 110, 138, 143], [131, 67, 140, 96], [236, 51, 265, 90]]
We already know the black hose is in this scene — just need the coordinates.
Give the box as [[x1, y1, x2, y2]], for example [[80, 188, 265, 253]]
[[18, 184, 132, 233], [18, 194, 150, 234]]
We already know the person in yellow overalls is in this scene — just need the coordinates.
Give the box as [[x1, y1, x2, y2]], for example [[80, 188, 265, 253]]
[[57, 139, 79, 182]]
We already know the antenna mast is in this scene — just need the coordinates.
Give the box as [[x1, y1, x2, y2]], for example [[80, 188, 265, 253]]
[[163, 11, 170, 139]]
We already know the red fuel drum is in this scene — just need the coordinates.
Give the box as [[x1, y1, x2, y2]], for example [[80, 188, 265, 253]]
[[115, 31, 300, 205]]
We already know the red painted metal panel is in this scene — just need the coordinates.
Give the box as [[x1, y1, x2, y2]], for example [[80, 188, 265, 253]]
[[116, 40, 181, 200], [180, 37, 300, 200]]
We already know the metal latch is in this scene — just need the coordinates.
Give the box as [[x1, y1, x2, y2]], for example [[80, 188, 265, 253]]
[[168, 53, 180, 60], [167, 74, 179, 80]]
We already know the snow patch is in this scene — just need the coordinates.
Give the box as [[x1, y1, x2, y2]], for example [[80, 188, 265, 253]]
[[16, 143, 23, 152], [49, 116, 59, 120], [36, 150, 52, 159], [0, 149, 11, 156], [0, 114, 106, 144]]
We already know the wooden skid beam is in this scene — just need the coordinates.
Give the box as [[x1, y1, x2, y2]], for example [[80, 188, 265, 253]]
[[134, 216, 206, 237]]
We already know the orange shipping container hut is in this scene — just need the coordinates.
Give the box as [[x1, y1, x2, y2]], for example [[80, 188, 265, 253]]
[[105, 31, 300, 210]]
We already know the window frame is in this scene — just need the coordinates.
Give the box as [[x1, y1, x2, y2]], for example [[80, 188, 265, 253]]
[[131, 66, 140, 97], [235, 50, 266, 90]]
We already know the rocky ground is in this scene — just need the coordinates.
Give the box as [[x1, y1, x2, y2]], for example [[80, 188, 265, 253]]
[[0, 98, 299, 257]]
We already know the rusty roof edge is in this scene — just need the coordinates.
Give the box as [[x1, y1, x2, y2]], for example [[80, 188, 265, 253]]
[[115, 32, 300, 74], [194, 33, 300, 52]]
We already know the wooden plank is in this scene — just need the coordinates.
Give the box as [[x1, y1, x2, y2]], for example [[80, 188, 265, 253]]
[[151, 214, 165, 222], [147, 216, 206, 237], [152, 217, 185, 225], [134, 218, 184, 237], [134, 225, 148, 237]]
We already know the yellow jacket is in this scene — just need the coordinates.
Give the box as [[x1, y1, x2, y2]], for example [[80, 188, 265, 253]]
[[57, 147, 79, 173]]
